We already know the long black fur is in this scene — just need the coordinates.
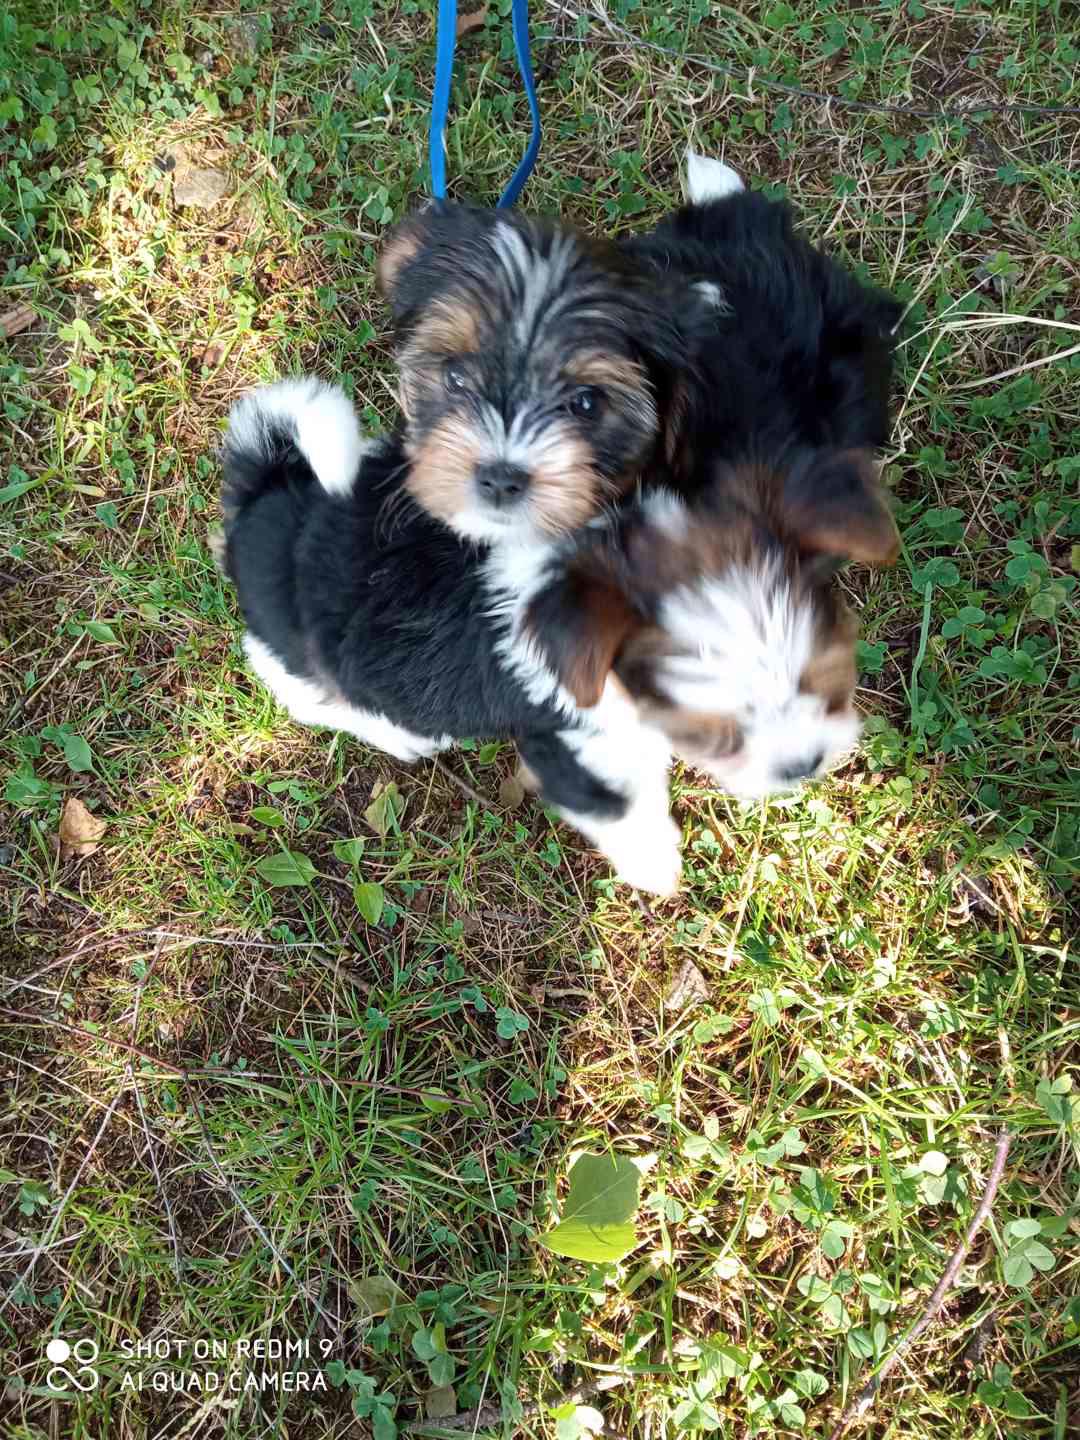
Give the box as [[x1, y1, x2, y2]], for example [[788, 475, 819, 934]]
[[220, 425, 629, 819], [622, 190, 902, 486]]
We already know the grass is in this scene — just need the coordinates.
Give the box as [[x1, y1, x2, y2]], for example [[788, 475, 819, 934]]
[[1, 0, 1078, 1436]]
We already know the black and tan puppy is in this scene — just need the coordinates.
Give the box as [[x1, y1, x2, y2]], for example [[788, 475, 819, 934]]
[[374, 204, 694, 544]]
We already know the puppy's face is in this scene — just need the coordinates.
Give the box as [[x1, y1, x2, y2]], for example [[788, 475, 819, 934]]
[[379, 206, 683, 545], [527, 449, 900, 799]]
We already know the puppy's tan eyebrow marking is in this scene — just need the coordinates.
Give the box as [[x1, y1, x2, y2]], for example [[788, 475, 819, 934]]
[[564, 352, 648, 392], [414, 298, 481, 355]]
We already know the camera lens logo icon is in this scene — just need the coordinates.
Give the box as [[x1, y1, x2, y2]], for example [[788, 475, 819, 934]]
[[45, 1337, 100, 1392]]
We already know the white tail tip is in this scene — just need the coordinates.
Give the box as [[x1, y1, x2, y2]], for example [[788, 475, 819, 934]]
[[686, 149, 744, 205], [229, 377, 366, 497]]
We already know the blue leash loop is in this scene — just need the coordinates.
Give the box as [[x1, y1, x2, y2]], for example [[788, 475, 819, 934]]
[[429, 0, 541, 208]]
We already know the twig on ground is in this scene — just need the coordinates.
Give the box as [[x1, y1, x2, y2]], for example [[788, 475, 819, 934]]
[[433, 755, 490, 808], [404, 1371, 631, 1434], [540, 15, 1080, 118], [189, 1095, 335, 1326], [827, 1128, 1012, 1440], [126, 940, 183, 1283], [0, 926, 373, 1000], [0, 1007, 473, 1104], [0, 303, 36, 338], [2, 1088, 124, 1317]]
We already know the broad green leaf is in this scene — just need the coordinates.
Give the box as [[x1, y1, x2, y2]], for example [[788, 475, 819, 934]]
[[796, 1272, 831, 1303], [847, 1326, 874, 1359], [411, 1328, 437, 1362], [254, 850, 316, 887], [427, 1352, 455, 1388], [1025, 1240, 1055, 1273], [976, 1379, 1003, 1408], [673, 1388, 723, 1432], [764, 2, 796, 26], [251, 806, 285, 828], [699, 1342, 748, 1383], [796, 1167, 834, 1215], [333, 837, 366, 865], [793, 1369, 827, 1398], [353, 881, 384, 924], [60, 732, 94, 773], [348, 1275, 403, 1318], [495, 1007, 529, 1038], [778, 1396, 806, 1428], [508, 1076, 537, 1105], [1001, 1388, 1033, 1419], [820, 1293, 850, 1329], [364, 781, 401, 836], [0, 478, 39, 504], [977, 1377, 1031, 1418], [538, 1152, 641, 1264], [919, 1150, 949, 1176], [371, 1404, 397, 1440], [1002, 1250, 1033, 1287], [553, 1403, 605, 1440], [748, 987, 781, 1026], [821, 1220, 853, 1259], [1006, 1217, 1042, 1240], [420, 1091, 453, 1115], [1036, 1077, 1075, 1126], [5, 769, 54, 807], [82, 620, 117, 643], [683, 1134, 713, 1161]]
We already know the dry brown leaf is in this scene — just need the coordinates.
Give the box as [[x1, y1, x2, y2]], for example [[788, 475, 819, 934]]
[[497, 773, 526, 809], [455, 4, 487, 37], [59, 797, 107, 860], [201, 339, 226, 368], [664, 957, 709, 1011], [1, 304, 36, 339]]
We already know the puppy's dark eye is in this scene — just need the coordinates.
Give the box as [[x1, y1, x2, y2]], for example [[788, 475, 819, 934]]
[[568, 386, 604, 419], [443, 359, 470, 393]]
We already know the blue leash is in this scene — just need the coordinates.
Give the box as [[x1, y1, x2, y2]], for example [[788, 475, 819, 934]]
[[429, 0, 541, 208]]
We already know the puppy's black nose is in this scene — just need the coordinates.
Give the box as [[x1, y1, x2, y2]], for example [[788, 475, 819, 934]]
[[776, 750, 825, 784], [475, 462, 529, 506]]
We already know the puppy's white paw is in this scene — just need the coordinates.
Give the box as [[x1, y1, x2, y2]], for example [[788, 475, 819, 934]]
[[608, 822, 683, 897], [686, 149, 744, 205]]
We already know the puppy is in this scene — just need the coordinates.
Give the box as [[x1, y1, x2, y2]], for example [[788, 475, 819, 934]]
[[376, 156, 901, 553], [219, 380, 898, 894], [374, 203, 694, 545], [622, 152, 903, 487]]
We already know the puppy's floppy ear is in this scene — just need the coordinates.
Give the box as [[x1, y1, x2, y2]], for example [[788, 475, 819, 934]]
[[377, 202, 499, 325], [376, 211, 429, 302], [525, 561, 642, 708], [779, 447, 900, 567], [631, 279, 720, 479]]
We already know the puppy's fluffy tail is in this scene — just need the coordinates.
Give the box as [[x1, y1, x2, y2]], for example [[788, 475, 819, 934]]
[[685, 149, 744, 205], [220, 377, 365, 518]]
